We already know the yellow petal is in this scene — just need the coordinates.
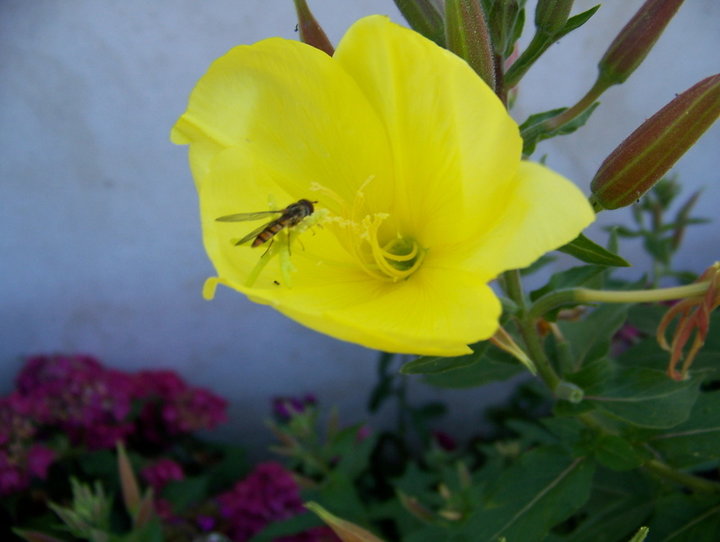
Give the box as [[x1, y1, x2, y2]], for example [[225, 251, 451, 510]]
[[451, 161, 595, 275], [172, 36, 394, 209], [223, 262, 500, 356], [333, 15, 522, 247]]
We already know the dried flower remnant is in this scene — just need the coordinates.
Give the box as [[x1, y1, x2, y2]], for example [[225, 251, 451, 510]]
[[657, 263, 720, 381]]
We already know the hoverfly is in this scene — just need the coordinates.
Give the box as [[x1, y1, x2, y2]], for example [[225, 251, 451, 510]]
[[215, 199, 317, 247]]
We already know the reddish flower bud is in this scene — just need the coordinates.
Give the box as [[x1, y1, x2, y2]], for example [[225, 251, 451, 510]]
[[590, 74, 720, 210], [292, 0, 334, 56], [445, 0, 496, 90], [597, 0, 684, 87]]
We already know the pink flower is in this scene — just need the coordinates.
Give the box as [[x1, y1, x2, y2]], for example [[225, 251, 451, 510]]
[[216, 462, 304, 541], [141, 458, 185, 492]]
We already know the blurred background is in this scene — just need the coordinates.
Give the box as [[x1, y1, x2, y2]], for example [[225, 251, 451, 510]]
[[1, 0, 718, 455]]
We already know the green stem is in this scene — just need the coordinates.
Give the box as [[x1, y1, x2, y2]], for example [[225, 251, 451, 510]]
[[645, 459, 720, 493], [529, 282, 711, 320], [501, 270, 561, 390], [541, 78, 610, 131]]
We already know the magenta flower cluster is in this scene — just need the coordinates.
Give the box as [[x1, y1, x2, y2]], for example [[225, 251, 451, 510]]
[[1, 354, 227, 496], [216, 462, 337, 542]]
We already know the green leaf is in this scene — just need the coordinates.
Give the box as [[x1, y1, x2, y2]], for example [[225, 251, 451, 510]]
[[423, 348, 524, 388], [554, 5, 601, 40], [329, 425, 377, 479], [462, 446, 595, 541], [593, 435, 644, 471], [521, 103, 599, 156], [545, 469, 653, 542], [647, 391, 720, 469], [401, 341, 490, 375], [557, 233, 631, 267], [559, 304, 630, 369], [586, 367, 700, 429], [648, 493, 720, 541]]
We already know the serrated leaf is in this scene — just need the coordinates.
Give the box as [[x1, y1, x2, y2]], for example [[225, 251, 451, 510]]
[[647, 391, 720, 469], [555, 5, 601, 40], [586, 367, 700, 429], [557, 234, 631, 267], [401, 341, 490, 375], [462, 446, 595, 541], [521, 103, 599, 155]]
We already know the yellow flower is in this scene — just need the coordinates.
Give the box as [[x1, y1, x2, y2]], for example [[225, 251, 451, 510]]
[[171, 15, 594, 356]]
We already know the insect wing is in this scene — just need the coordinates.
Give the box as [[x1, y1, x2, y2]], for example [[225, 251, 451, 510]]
[[232, 222, 274, 246], [215, 210, 282, 222]]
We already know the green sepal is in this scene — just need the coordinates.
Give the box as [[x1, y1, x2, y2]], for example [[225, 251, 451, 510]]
[[557, 233, 631, 267]]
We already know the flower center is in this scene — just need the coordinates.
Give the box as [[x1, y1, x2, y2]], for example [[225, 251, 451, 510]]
[[310, 178, 426, 282], [360, 214, 425, 282]]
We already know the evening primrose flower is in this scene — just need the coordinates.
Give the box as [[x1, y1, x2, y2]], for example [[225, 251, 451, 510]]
[[171, 15, 594, 356]]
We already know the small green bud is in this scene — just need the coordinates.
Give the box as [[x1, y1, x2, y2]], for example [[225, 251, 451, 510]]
[[555, 381, 584, 403], [445, 0, 496, 89], [485, 0, 521, 57], [590, 74, 720, 211], [598, 0, 684, 87], [292, 0, 334, 56], [535, 0, 574, 36]]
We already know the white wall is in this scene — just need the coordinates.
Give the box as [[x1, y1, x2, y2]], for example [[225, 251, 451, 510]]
[[1, 1, 718, 452]]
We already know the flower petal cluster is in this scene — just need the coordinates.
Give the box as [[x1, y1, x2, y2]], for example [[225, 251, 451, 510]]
[[216, 462, 337, 541], [172, 15, 594, 355]]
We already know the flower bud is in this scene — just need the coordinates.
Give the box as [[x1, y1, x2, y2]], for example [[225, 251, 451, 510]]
[[590, 74, 720, 210], [445, 0, 496, 89], [393, 0, 445, 46], [292, 0, 334, 56], [597, 0, 684, 87], [535, 0, 574, 36]]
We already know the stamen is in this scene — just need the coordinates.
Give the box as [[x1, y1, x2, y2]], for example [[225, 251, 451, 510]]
[[357, 214, 426, 282]]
